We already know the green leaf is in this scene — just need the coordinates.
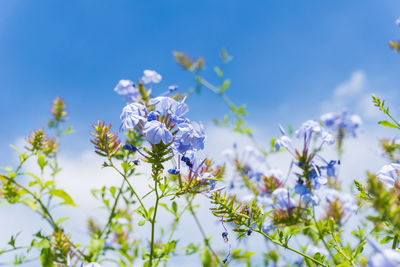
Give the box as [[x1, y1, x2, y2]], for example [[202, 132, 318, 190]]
[[121, 162, 131, 174], [109, 186, 117, 197], [49, 189, 77, 206], [44, 181, 55, 189], [1, 166, 13, 173], [20, 197, 37, 211], [200, 247, 211, 267], [9, 145, 20, 154], [37, 155, 48, 171], [40, 248, 55, 267], [62, 125, 74, 136], [138, 220, 146, 226], [34, 239, 51, 249], [378, 120, 400, 129], [172, 201, 178, 214], [214, 66, 223, 77], [219, 79, 231, 93], [56, 217, 69, 225], [380, 236, 394, 244], [23, 172, 42, 187]]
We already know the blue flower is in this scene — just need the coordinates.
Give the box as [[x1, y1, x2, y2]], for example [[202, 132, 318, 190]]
[[147, 111, 159, 121], [114, 80, 140, 102], [274, 136, 293, 151], [120, 102, 147, 119], [376, 163, 400, 188], [141, 70, 162, 84], [309, 170, 327, 189], [324, 189, 357, 214], [149, 96, 189, 119], [396, 17, 400, 28], [320, 110, 362, 138], [320, 131, 335, 145], [180, 150, 204, 170], [320, 160, 338, 177], [176, 121, 206, 153], [295, 120, 322, 140], [143, 120, 173, 145], [368, 240, 400, 267], [302, 193, 319, 206], [119, 102, 146, 131], [272, 188, 295, 209], [294, 184, 311, 195], [123, 144, 138, 151], [320, 112, 339, 127], [168, 168, 180, 175], [168, 85, 178, 92], [209, 180, 216, 190]]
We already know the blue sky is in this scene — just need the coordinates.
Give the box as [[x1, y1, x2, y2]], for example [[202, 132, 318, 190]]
[[1, 0, 400, 162], [1, 1, 400, 266]]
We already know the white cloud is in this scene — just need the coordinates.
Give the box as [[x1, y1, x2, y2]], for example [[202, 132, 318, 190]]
[[334, 70, 366, 97]]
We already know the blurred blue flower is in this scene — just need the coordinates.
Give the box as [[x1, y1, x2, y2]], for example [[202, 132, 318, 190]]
[[294, 184, 311, 195], [142, 70, 162, 84], [272, 188, 295, 209], [274, 136, 293, 151], [295, 120, 322, 140], [324, 189, 357, 214], [368, 240, 400, 267], [320, 160, 338, 177], [168, 168, 180, 175], [302, 193, 320, 206], [320, 110, 362, 138], [114, 80, 140, 102], [376, 163, 400, 187], [123, 144, 138, 151]]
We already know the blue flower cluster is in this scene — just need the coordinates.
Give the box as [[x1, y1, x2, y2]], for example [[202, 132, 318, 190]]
[[320, 110, 362, 138], [116, 70, 217, 188]]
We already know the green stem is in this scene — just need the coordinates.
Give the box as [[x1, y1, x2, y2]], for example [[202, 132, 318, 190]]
[[154, 197, 193, 266], [393, 235, 399, 250], [149, 178, 160, 267], [196, 76, 268, 155], [312, 209, 338, 264], [188, 200, 221, 265], [256, 229, 327, 267], [109, 159, 148, 216], [330, 231, 356, 267]]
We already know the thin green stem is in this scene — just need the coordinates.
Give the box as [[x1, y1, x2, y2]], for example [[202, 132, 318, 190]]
[[330, 231, 356, 267], [196, 76, 268, 156], [393, 235, 399, 250], [256, 229, 327, 267], [312, 209, 338, 264], [109, 159, 147, 216], [188, 199, 221, 265], [149, 178, 160, 267], [154, 198, 193, 266]]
